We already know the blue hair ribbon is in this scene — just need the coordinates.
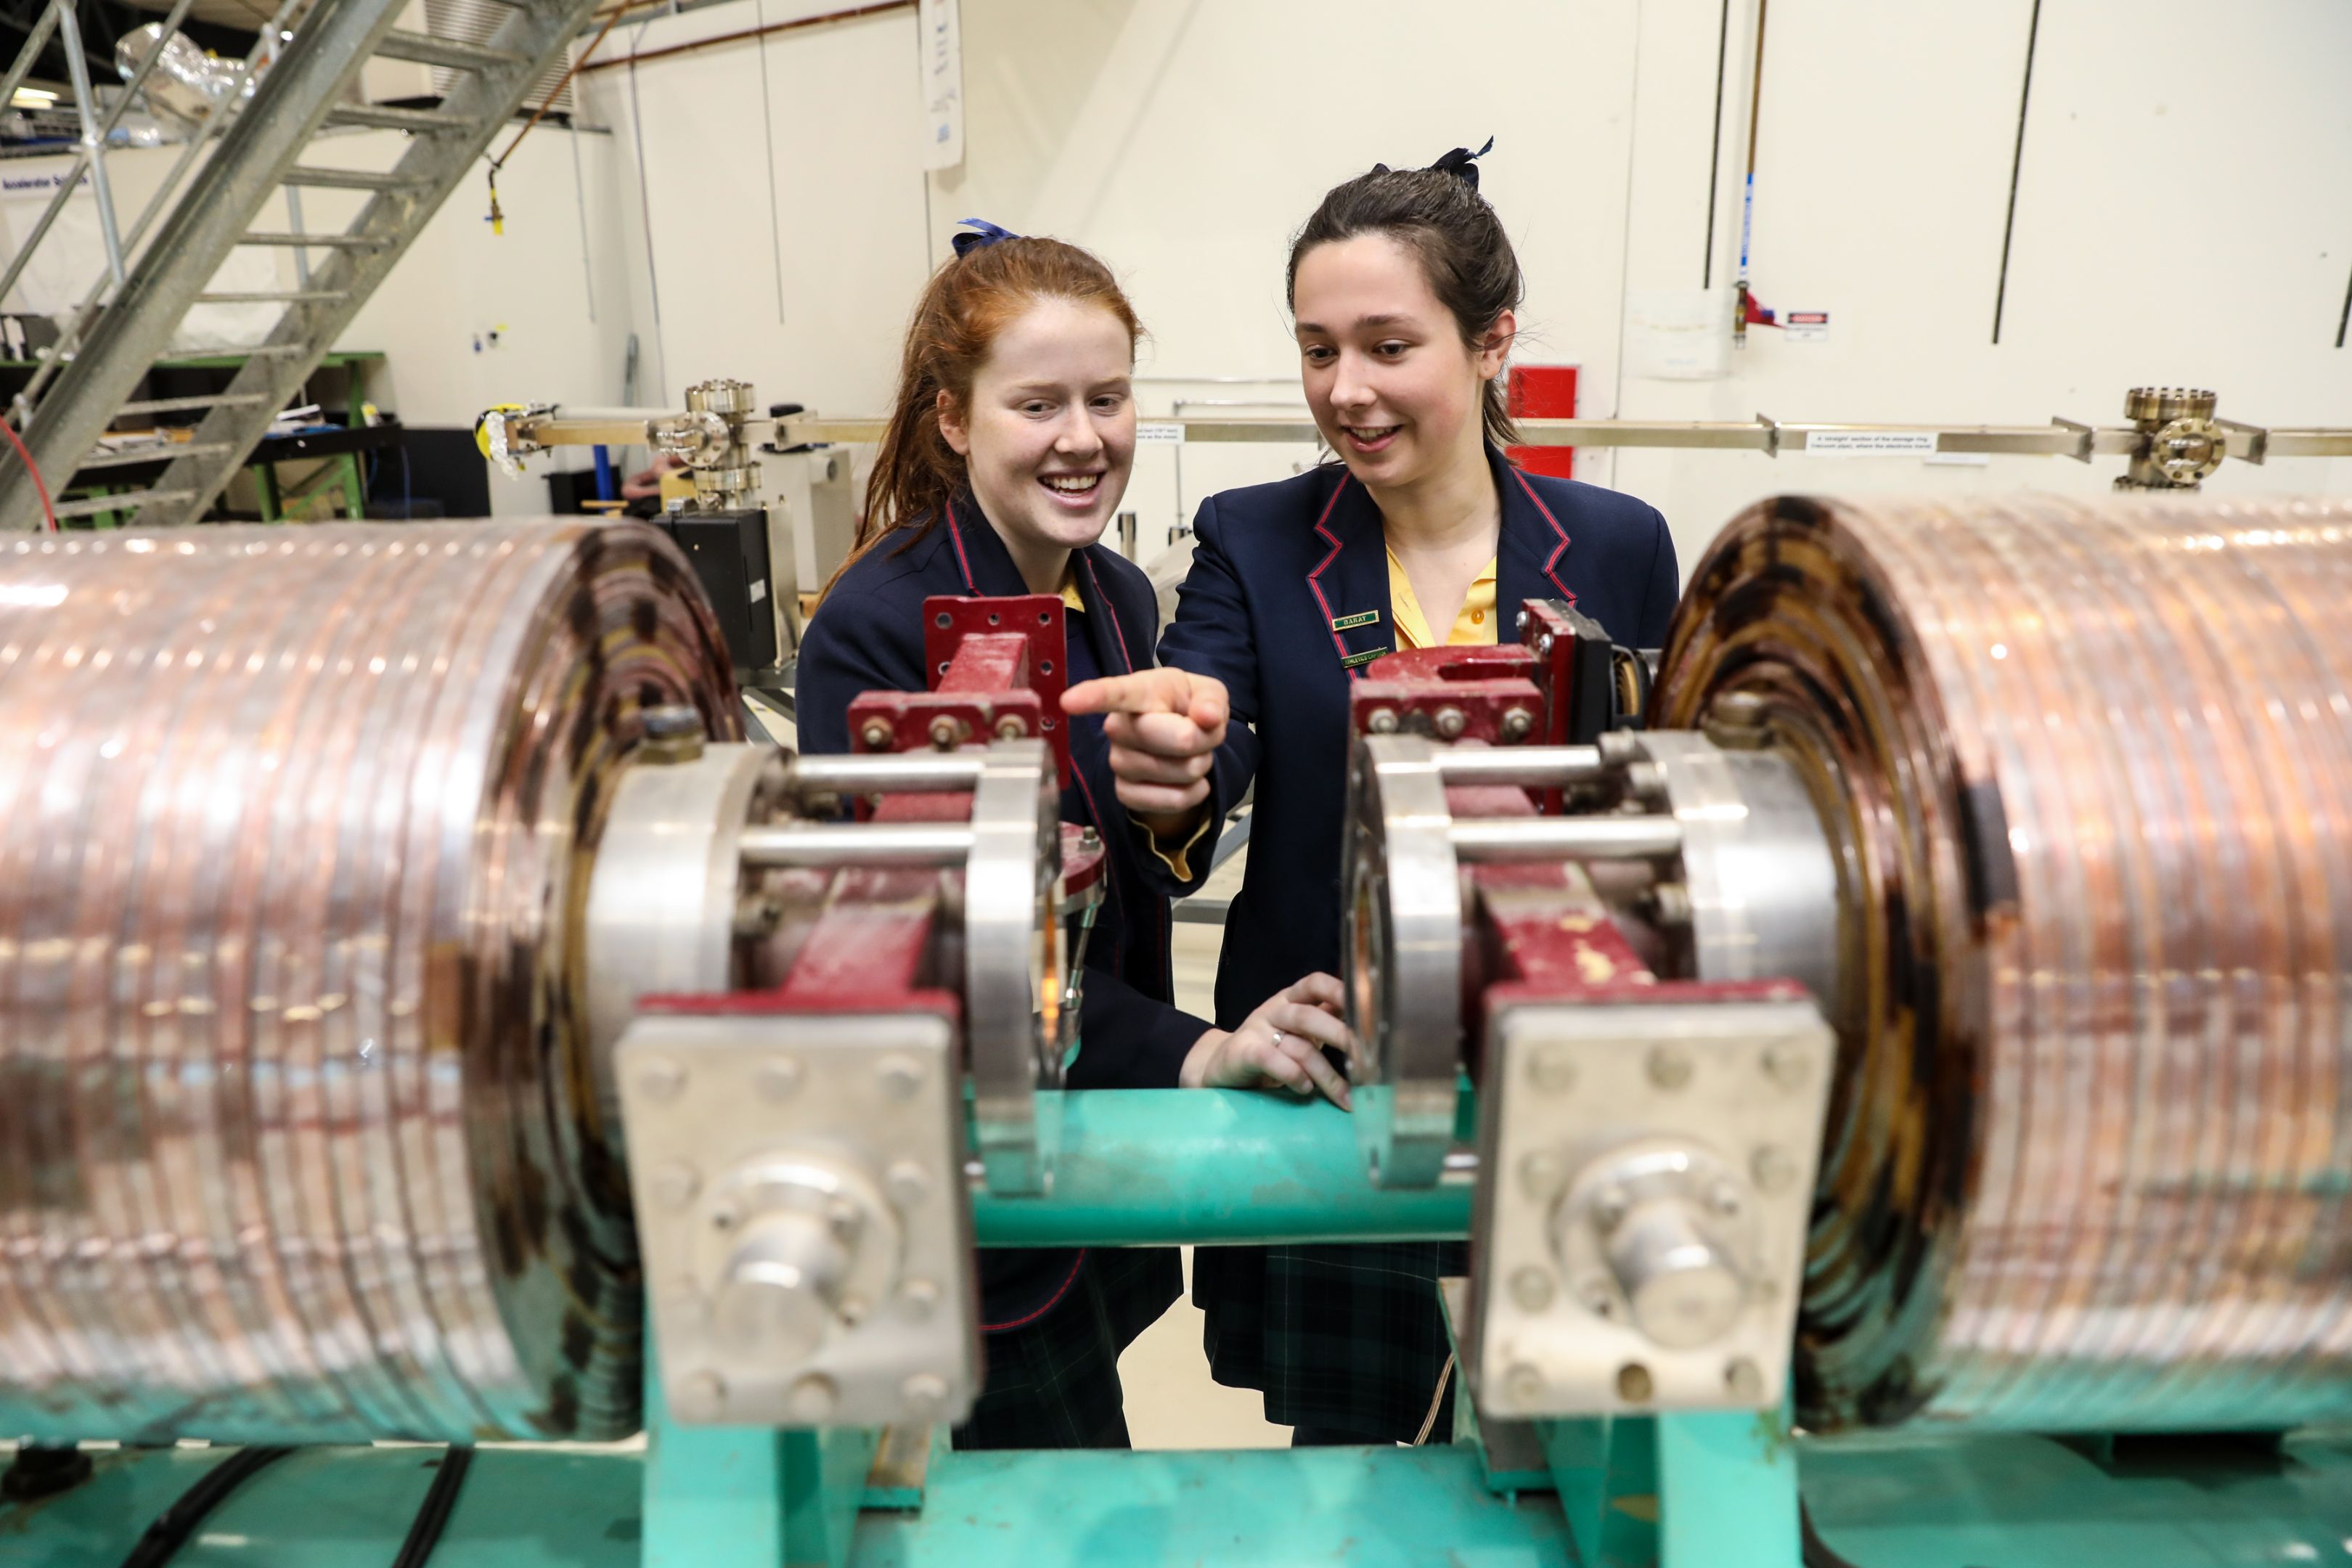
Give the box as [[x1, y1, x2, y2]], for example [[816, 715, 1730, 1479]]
[[951, 218, 1024, 258], [1427, 136, 1495, 190]]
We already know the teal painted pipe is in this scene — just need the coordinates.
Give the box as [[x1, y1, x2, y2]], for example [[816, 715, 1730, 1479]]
[[969, 1089, 1471, 1247]]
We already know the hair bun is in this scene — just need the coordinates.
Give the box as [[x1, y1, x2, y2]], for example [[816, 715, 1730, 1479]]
[[951, 217, 1024, 258], [1425, 136, 1495, 190]]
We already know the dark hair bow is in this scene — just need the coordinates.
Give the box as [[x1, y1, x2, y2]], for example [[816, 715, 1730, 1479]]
[[1426, 136, 1495, 190], [951, 218, 1024, 258]]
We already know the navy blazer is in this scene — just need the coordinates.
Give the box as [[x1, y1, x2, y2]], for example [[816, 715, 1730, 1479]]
[[1147, 449, 1679, 1026], [797, 499, 1209, 1084]]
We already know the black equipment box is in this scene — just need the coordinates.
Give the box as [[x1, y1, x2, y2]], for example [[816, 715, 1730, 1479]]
[[653, 507, 778, 673]]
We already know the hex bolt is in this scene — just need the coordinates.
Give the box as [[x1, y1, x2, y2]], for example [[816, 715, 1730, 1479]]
[[1591, 1184, 1630, 1231], [876, 1055, 923, 1101], [1648, 882, 1694, 926], [756, 1058, 804, 1102], [927, 716, 961, 751], [1079, 825, 1102, 854], [674, 1370, 727, 1420], [649, 1161, 701, 1212], [1752, 1146, 1797, 1193], [1510, 1266, 1556, 1312], [1433, 706, 1466, 739], [1515, 609, 1532, 634], [785, 1373, 838, 1426], [1725, 1357, 1765, 1403], [1367, 708, 1399, 735], [640, 704, 706, 764], [1623, 759, 1670, 802], [1536, 632, 1556, 658], [1507, 1363, 1545, 1404], [1763, 1043, 1810, 1090], [635, 1055, 686, 1103], [1713, 692, 1768, 726], [1598, 730, 1641, 767], [1500, 707, 1535, 741], [1646, 1045, 1694, 1091], [994, 716, 1026, 740], [900, 1278, 941, 1320], [1519, 1150, 1569, 1203], [1529, 1045, 1576, 1094], [1616, 1363, 1655, 1404], [1708, 1180, 1744, 1217], [859, 718, 894, 750], [886, 1160, 931, 1208], [901, 1373, 950, 1422]]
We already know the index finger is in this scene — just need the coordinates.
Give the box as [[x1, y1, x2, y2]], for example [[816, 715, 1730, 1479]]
[[1061, 670, 1187, 717]]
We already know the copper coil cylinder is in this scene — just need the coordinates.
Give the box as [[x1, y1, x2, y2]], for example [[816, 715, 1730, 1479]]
[[0, 521, 738, 1444], [1654, 494, 2352, 1434]]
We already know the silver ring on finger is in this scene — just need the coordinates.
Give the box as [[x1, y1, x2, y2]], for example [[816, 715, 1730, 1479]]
[[1270, 1028, 1284, 1049]]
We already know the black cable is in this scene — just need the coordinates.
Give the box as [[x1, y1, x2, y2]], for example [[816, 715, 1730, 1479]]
[[1990, 0, 2043, 344], [391, 1446, 475, 1568], [117, 1445, 290, 1568], [1701, 0, 1731, 288]]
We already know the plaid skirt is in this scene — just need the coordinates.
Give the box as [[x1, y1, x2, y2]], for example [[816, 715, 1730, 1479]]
[[1195, 1240, 1464, 1442], [952, 1245, 1181, 1450]]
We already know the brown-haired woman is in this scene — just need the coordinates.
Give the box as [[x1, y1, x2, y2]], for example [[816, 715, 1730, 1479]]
[[798, 224, 1357, 1447], [1066, 147, 1681, 1444]]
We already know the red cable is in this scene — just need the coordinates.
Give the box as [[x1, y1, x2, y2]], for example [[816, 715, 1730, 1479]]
[[0, 416, 56, 531]]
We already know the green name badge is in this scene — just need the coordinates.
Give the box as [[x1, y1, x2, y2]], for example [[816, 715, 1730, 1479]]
[[1331, 609, 1381, 632], [1340, 645, 1390, 669]]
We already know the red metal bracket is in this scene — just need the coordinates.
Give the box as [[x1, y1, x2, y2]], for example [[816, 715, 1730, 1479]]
[[845, 593, 1071, 788], [1350, 644, 1546, 746]]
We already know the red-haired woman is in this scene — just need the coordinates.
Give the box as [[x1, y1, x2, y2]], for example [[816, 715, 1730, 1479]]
[[1067, 148, 1681, 1445], [797, 224, 1352, 1448]]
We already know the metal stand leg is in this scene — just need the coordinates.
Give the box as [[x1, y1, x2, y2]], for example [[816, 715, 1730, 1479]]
[[641, 1347, 879, 1568], [338, 452, 365, 518], [254, 461, 282, 522], [1538, 1409, 1800, 1568]]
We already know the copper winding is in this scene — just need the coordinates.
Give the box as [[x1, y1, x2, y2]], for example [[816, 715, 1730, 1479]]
[[0, 521, 737, 1444], [1657, 494, 2352, 1433]]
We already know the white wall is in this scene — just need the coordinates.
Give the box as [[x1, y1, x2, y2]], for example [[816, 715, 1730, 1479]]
[[580, 0, 2352, 572]]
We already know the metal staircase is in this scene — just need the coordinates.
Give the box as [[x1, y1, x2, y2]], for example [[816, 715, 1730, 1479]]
[[0, 0, 603, 528]]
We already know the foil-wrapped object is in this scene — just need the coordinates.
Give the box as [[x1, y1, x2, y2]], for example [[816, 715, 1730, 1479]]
[[0, 520, 736, 1444], [1658, 495, 2352, 1434]]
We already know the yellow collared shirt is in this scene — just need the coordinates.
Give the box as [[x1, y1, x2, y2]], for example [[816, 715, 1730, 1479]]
[[1387, 547, 1499, 649]]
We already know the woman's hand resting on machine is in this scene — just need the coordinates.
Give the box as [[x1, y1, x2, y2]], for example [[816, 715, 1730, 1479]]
[[1180, 972, 1353, 1110]]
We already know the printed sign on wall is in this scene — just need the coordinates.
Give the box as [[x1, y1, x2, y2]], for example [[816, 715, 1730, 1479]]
[[918, 0, 963, 171]]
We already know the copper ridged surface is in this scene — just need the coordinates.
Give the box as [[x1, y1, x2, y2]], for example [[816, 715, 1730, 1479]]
[[1656, 494, 2352, 1434], [0, 521, 737, 1444]]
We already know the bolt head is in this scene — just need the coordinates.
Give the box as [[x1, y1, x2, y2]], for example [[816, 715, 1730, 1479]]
[[928, 716, 960, 750], [1615, 1363, 1655, 1404], [757, 1058, 804, 1102], [859, 719, 894, 750], [1580, 1278, 1617, 1318], [901, 1373, 950, 1421], [1367, 708, 1398, 735], [1708, 1180, 1744, 1217], [674, 1369, 727, 1420], [1515, 609, 1531, 634], [785, 1373, 838, 1426], [635, 1055, 686, 1103], [886, 1160, 931, 1208], [1506, 1363, 1545, 1404], [825, 1196, 864, 1236], [876, 1055, 923, 1100], [900, 1278, 941, 1320], [1433, 706, 1466, 739], [1762, 1043, 1810, 1090], [1592, 1184, 1630, 1231], [837, 1293, 869, 1326], [994, 716, 1026, 740], [1726, 1357, 1765, 1403], [1510, 1266, 1556, 1312], [649, 1161, 700, 1211], [1751, 1146, 1797, 1193], [1519, 1150, 1569, 1202], [1536, 632, 1556, 658], [1646, 1045, 1694, 1090], [1529, 1045, 1575, 1094], [1500, 707, 1535, 740]]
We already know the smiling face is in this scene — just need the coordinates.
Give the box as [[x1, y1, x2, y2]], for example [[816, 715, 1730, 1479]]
[[1292, 233, 1513, 492], [938, 295, 1136, 586]]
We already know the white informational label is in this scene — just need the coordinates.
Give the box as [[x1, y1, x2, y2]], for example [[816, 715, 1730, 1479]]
[[1135, 421, 1185, 445], [918, 0, 963, 172], [1625, 288, 1733, 380], [1924, 449, 1993, 467], [749, 579, 768, 605], [1805, 430, 1940, 458], [1783, 309, 1831, 343]]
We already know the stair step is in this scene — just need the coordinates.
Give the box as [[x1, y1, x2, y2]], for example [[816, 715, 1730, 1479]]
[[239, 231, 392, 250], [326, 103, 476, 134], [167, 343, 309, 361], [281, 166, 423, 192], [53, 488, 195, 520], [118, 393, 272, 416], [197, 291, 348, 304], [81, 442, 237, 470], [375, 29, 529, 71]]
